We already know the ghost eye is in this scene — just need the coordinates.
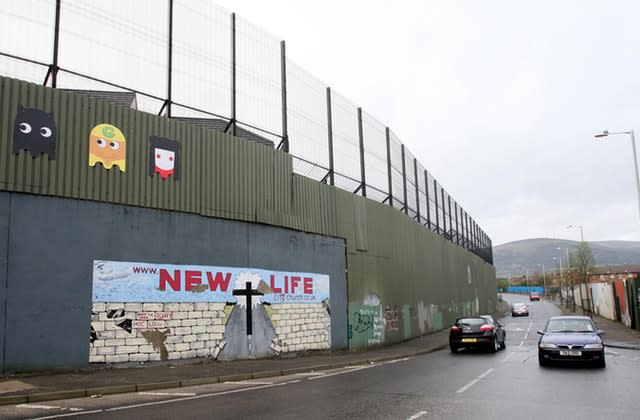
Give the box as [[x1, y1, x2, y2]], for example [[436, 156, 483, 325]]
[[40, 127, 52, 138], [19, 123, 32, 134], [169, 156, 174, 162], [96, 138, 107, 148], [110, 141, 120, 151]]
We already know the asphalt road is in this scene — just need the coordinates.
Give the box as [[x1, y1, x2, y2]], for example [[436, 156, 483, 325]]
[[3, 294, 640, 419]]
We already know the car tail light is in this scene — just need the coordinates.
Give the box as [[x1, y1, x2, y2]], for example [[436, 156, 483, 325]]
[[480, 324, 494, 332], [450, 325, 461, 333]]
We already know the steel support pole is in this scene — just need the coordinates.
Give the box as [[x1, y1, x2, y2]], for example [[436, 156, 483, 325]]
[[230, 13, 236, 136], [454, 202, 459, 245], [433, 179, 440, 233], [385, 128, 393, 207], [401, 145, 408, 214], [447, 195, 453, 239], [50, 0, 62, 87], [326, 87, 335, 186], [357, 107, 366, 197], [280, 40, 289, 152], [166, 0, 173, 118], [414, 159, 420, 221], [424, 171, 431, 228], [441, 187, 446, 236]]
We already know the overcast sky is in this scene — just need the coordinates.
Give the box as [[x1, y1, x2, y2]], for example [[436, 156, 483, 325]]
[[213, 0, 640, 246]]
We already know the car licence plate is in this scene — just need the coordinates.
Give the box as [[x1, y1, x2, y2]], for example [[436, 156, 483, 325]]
[[559, 350, 582, 356], [461, 338, 477, 343]]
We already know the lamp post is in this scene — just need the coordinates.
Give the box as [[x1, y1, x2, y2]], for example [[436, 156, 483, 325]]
[[553, 256, 564, 305], [538, 263, 546, 298], [595, 130, 640, 220], [566, 224, 584, 242]]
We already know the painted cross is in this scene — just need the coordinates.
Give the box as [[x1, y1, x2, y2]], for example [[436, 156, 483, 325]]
[[232, 281, 264, 335]]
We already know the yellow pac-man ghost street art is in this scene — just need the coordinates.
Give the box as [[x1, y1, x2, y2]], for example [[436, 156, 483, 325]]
[[88, 123, 126, 171]]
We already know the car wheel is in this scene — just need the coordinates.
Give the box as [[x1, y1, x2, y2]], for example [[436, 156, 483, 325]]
[[500, 338, 506, 349], [450, 345, 458, 354], [492, 337, 500, 352]]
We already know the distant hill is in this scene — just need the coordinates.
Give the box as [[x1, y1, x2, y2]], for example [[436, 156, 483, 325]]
[[493, 238, 640, 277]]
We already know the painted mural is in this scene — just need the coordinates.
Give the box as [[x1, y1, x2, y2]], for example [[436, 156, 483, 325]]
[[90, 260, 331, 363], [89, 123, 127, 171], [13, 105, 57, 159]]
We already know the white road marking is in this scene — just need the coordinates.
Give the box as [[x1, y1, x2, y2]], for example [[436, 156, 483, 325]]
[[223, 380, 274, 385], [31, 410, 103, 420], [456, 368, 494, 394], [138, 392, 197, 396], [406, 410, 429, 419], [308, 365, 374, 380], [17, 404, 60, 410], [295, 372, 326, 376], [519, 321, 533, 347], [383, 357, 412, 364]]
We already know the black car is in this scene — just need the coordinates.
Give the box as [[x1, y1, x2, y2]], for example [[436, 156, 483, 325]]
[[537, 315, 605, 367], [449, 315, 506, 353]]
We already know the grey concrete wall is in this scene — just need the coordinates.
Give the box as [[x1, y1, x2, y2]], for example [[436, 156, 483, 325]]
[[0, 192, 347, 373], [0, 193, 9, 373]]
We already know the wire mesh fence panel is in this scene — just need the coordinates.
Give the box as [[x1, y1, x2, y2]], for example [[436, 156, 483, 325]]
[[0, 2, 492, 263], [403, 146, 418, 220], [172, 1, 231, 119], [235, 15, 282, 139], [416, 161, 428, 227], [331, 90, 361, 193], [287, 60, 329, 181], [388, 130, 404, 212], [361, 110, 389, 203], [57, 0, 168, 107], [0, 0, 54, 65]]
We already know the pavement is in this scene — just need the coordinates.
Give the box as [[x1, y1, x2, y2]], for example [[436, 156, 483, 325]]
[[1, 299, 639, 406]]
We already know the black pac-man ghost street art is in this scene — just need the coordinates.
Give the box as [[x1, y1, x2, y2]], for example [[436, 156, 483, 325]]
[[148, 136, 180, 180], [13, 105, 57, 159], [88, 123, 127, 171]]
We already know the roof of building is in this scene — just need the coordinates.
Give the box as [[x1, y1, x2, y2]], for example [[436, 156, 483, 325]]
[[173, 118, 274, 147], [62, 89, 138, 109]]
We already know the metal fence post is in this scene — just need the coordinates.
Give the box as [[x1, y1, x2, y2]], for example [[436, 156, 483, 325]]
[[447, 195, 453, 239], [357, 107, 366, 197], [230, 12, 236, 136], [441, 187, 447, 236], [433, 179, 440, 233], [280, 40, 289, 152], [385, 127, 393, 207], [454, 202, 460, 245], [401, 145, 408, 214], [326, 87, 335, 185], [424, 171, 431, 229], [414, 158, 420, 221], [166, 0, 173, 117], [47, 0, 62, 88]]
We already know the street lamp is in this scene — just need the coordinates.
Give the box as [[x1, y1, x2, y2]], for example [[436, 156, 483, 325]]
[[538, 263, 546, 298], [553, 256, 564, 305], [595, 130, 640, 220], [566, 224, 584, 242]]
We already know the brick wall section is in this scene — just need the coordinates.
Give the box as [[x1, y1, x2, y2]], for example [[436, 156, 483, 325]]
[[90, 302, 227, 363], [271, 303, 331, 353], [90, 302, 331, 363]]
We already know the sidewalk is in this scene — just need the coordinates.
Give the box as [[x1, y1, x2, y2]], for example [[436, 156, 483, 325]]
[[0, 329, 450, 406], [556, 302, 640, 351], [2, 301, 640, 406]]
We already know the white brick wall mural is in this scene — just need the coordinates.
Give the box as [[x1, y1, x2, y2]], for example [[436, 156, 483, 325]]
[[90, 261, 331, 363]]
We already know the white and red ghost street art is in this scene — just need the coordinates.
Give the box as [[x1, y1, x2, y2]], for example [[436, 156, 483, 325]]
[[149, 136, 180, 180]]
